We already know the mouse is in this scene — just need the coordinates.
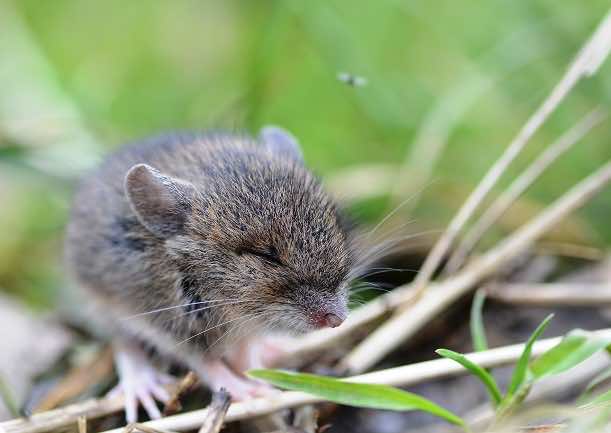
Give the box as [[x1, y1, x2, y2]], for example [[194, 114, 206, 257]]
[[64, 126, 355, 422]]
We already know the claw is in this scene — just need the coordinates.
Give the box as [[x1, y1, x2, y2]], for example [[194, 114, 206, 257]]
[[111, 347, 173, 422]]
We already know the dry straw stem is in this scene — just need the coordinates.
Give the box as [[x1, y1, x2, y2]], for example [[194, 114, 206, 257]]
[[92, 329, 611, 433], [77, 416, 87, 433], [0, 395, 125, 433], [519, 425, 564, 433], [197, 390, 231, 433], [411, 9, 611, 293], [5, 329, 611, 433], [35, 346, 114, 412], [280, 160, 608, 365], [444, 107, 608, 274], [163, 372, 199, 416], [126, 423, 177, 433], [534, 242, 606, 261], [485, 283, 611, 306], [341, 160, 611, 373]]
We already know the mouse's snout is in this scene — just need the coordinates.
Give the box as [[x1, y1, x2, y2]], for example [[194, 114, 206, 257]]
[[304, 289, 349, 330], [280, 287, 349, 333], [308, 297, 348, 329], [312, 312, 345, 329]]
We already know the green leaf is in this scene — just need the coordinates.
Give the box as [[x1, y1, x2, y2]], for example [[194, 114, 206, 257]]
[[248, 369, 466, 427], [436, 349, 501, 406], [470, 290, 488, 352], [530, 330, 611, 380], [578, 366, 611, 404], [582, 388, 611, 407], [0, 373, 19, 418], [506, 314, 554, 397], [0, 142, 27, 160]]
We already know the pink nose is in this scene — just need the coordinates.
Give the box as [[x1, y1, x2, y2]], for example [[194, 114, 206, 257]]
[[313, 313, 344, 329]]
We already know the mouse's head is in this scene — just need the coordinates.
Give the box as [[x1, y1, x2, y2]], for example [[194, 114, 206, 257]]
[[124, 127, 354, 338]]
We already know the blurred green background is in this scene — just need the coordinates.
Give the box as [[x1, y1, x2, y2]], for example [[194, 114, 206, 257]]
[[1, 0, 610, 309]]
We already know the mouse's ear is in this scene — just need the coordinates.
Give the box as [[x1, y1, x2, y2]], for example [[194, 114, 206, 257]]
[[124, 164, 197, 238], [259, 125, 303, 162]]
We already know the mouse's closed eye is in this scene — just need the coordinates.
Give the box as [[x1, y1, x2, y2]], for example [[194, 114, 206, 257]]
[[237, 245, 283, 266]]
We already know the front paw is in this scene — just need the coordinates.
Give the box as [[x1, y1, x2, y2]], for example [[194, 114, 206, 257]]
[[110, 348, 174, 422]]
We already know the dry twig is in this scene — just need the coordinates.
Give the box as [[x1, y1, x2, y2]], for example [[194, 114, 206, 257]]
[[484, 283, 611, 306], [534, 242, 606, 261], [333, 9, 611, 373], [163, 372, 199, 416], [94, 329, 611, 433], [5, 330, 611, 433], [411, 10, 611, 293], [444, 107, 607, 273], [35, 346, 114, 412], [278, 180, 610, 371], [197, 390, 231, 433], [129, 423, 177, 433], [341, 160, 611, 373], [292, 405, 318, 433], [0, 395, 125, 433], [519, 425, 565, 433], [77, 416, 87, 433]]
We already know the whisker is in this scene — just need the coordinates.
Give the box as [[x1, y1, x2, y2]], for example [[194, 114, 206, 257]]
[[364, 230, 438, 258], [350, 286, 392, 295], [350, 281, 395, 289], [355, 267, 419, 279], [365, 180, 437, 239], [354, 232, 431, 265], [122, 302, 212, 320], [366, 217, 416, 243], [173, 300, 254, 319], [123, 298, 256, 321], [176, 312, 259, 346], [349, 299, 367, 306], [204, 313, 264, 354], [348, 229, 441, 281]]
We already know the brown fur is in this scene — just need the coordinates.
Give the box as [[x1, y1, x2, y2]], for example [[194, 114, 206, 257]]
[[64, 131, 354, 370]]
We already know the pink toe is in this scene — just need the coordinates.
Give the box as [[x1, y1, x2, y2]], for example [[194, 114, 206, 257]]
[[137, 390, 161, 420], [125, 395, 137, 423], [151, 384, 171, 403]]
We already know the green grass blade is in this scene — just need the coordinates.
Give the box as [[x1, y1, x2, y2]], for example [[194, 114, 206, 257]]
[[506, 314, 554, 397], [578, 366, 611, 404], [470, 290, 488, 352], [0, 373, 19, 418], [530, 330, 611, 380], [581, 388, 611, 408], [436, 349, 501, 406], [248, 369, 466, 427], [494, 382, 533, 425]]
